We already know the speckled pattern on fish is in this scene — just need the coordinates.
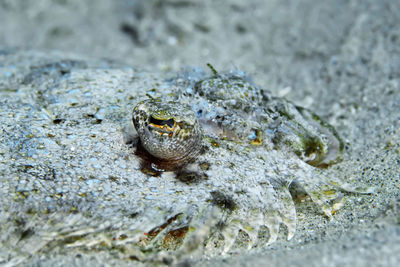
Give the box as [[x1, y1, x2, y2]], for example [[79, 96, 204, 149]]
[[0, 52, 374, 264], [128, 66, 374, 256]]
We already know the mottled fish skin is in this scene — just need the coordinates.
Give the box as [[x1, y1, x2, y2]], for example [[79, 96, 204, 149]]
[[131, 68, 371, 256]]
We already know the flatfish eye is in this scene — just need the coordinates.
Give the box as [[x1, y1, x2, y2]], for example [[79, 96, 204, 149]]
[[133, 99, 202, 162], [149, 116, 175, 129]]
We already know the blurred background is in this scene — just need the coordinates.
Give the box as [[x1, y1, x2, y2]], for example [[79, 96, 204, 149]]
[[1, 0, 399, 117], [0, 0, 374, 99]]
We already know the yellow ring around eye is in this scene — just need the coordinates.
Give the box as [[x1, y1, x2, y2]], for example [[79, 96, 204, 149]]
[[149, 123, 175, 132]]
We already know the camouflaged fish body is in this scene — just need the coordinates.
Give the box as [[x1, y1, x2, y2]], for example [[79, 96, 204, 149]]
[[130, 69, 371, 256]]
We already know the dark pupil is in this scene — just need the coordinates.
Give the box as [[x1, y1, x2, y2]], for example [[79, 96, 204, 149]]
[[150, 116, 175, 128]]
